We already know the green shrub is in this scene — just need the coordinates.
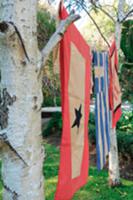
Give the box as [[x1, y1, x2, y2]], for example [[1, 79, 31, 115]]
[[37, 8, 56, 50], [120, 20, 133, 103], [116, 111, 133, 134], [88, 112, 96, 144], [42, 96, 61, 107], [42, 112, 62, 137], [121, 20, 133, 63], [37, 8, 61, 107], [116, 111, 133, 159], [43, 111, 133, 159], [42, 111, 96, 140], [117, 130, 133, 159]]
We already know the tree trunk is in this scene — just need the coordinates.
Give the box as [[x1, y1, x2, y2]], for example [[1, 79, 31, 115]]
[[109, 127, 120, 186], [115, 0, 125, 49], [0, 0, 44, 199], [108, 0, 125, 187]]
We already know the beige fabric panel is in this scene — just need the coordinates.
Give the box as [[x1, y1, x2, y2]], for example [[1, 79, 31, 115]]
[[68, 43, 85, 179], [95, 67, 104, 78]]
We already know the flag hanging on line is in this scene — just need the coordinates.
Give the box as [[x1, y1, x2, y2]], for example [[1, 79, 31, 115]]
[[109, 41, 122, 128], [93, 51, 110, 170], [55, 5, 91, 200]]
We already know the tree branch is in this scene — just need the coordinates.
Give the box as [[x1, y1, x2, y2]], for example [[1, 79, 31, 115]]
[[81, 4, 110, 48], [96, 5, 115, 23], [38, 13, 80, 73], [88, 0, 115, 23], [120, 8, 133, 23], [117, 0, 125, 22]]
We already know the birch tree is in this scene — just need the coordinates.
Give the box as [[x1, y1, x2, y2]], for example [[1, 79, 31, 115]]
[[0, 1, 79, 199]]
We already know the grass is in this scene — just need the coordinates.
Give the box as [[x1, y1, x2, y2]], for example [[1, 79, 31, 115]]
[[44, 143, 133, 200], [0, 143, 133, 200]]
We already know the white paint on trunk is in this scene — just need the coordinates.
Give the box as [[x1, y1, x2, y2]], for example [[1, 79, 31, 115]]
[[109, 126, 120, 185], [0, 0, 44, 199], [108, 0, 125, 186]]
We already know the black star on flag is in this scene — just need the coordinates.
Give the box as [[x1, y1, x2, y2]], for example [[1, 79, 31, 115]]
[[71, 104, 82, 129]]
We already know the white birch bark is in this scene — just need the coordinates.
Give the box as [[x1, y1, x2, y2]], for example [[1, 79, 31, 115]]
[[115, 0, 125, 49], [109, 0, 125, 186], [109, 119, 120, 186], [0, 1, 44, 199], [0, 1, 79, 199]]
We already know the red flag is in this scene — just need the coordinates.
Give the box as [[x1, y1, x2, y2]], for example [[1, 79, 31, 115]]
[[55, 6, 91, 200], [109, 41, 122, 128]]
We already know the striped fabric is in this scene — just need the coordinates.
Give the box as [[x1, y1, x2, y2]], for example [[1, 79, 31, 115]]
[[93, 51, 110, 170]]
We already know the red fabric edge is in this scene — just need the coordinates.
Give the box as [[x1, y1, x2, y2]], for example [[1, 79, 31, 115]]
[[109, 40, 122, 128], [54, 6, 91, 200], [112, 107, 122, 128]]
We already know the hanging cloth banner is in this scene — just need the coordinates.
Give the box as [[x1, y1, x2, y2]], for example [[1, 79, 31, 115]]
[[93, 51, 110, 170], [55, 5, 91, 200], [109, 41, 122, 128]]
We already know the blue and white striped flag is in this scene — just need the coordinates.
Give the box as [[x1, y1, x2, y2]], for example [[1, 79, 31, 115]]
[[93, 51, 110, 170]]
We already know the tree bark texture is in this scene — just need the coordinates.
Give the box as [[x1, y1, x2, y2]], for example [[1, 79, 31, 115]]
[[0, 0, 44, 199], [109, 127, 120, 186], [115, 0, 125, 49]]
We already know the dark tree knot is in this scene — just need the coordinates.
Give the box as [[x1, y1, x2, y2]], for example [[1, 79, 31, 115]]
[[0, 88, 16, 130], [0, 21, 9, 33]]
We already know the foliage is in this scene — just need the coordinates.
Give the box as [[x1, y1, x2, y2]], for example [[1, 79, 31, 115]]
[[43, 111, 133, 158], [116, 111, 133, 134], [90, 111, 133, 159], [42, 67, 61, 107], [89, 111, 133, 160], [37, 9, 61, 106], [82, 8, 115, 50], [119, 63, 133, 103], [88, 112, 96, 144], [117, 131, 133, 159], [121, 20, 133, 63], [120, 20, 133, 103], [42, 96, 61, 107], [37, 8, 56, 50], [44, 143, 133, 200], [116, 111, 133, 159], [42, 112, 62, 137], [43, 112, 96, 139]]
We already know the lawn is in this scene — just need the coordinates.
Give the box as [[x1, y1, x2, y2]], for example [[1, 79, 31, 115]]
[[0, 143, 133, 200], [44, 143, 133, 200]]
